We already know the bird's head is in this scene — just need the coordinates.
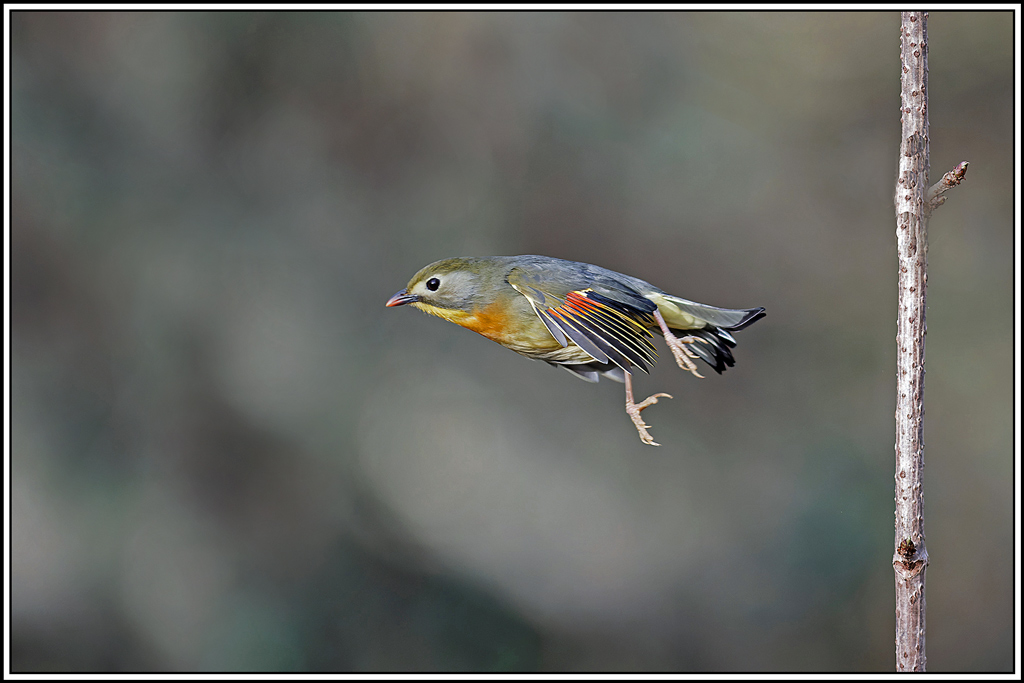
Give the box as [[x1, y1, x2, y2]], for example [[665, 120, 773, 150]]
[[385, 257, 490, 321]]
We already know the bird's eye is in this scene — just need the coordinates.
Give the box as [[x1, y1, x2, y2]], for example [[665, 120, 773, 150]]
[[426, 277, 440, 291]]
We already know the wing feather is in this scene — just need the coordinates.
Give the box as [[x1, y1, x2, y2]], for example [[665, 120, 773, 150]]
[[554, 294, 657, 370], [564, 293, 658, 362], [534, 307, 569, 348], [509, 272, 658, 373], [549, 306, 633, 369], [544, 307, 613, 365]]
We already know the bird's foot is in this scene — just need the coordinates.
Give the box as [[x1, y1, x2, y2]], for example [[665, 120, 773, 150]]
[[652, 309, 707, 379], [624, 370, 671, 446], [664, 333, 707, 379], [626, 391, 672, 446]]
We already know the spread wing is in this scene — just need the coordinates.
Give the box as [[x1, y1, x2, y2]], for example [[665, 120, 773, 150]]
[[508, 266, 659, 373]]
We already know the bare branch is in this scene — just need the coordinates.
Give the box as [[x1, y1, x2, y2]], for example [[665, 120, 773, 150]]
[[891, 13, 970, 672], [893, 10, 930, 673], [926, 161, 970, 212]]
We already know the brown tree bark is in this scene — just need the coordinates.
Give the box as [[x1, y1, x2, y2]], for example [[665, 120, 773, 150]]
[[892, 11, 967, 672]]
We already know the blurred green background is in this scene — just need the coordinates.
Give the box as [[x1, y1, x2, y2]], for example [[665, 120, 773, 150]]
[[10, 11, 1014, 672]]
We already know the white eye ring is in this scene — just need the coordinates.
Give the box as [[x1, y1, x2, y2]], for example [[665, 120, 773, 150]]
[[426, 277, 441, 291]]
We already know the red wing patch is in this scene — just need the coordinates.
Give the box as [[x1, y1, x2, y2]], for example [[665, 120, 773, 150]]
[[538, 290, 658, 373]]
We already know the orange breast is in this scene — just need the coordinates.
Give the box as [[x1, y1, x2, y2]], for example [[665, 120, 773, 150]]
[[459, 300, 516, 344], [465, 300, 565, 356], [413, 297, 562, 356]]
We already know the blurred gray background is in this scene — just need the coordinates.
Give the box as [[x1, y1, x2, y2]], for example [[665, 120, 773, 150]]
[[10, 11, 1014, 672]]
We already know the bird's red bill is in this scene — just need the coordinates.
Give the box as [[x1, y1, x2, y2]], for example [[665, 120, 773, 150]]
[[386, 290, 419, 307]]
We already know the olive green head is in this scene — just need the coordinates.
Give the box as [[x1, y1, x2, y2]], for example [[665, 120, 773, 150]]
[[385, 257, 493, 314]]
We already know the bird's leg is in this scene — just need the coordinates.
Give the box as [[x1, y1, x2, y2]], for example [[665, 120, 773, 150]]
[[653, 309, 707, 379], [624, 371, 672, 447]]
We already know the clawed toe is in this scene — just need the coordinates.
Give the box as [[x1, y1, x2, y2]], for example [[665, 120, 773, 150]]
[[653, 310, 709, 379], [665, 334, 706, 378], [626, 392, 673, 446], [624, 370, 672, 446], [626, 408, 660, 445], [632, 391, 672, 412]]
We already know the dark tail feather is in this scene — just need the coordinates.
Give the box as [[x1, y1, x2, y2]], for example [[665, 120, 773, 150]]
[[677, 307, 765, 374], [728, 307, 766, 331]]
